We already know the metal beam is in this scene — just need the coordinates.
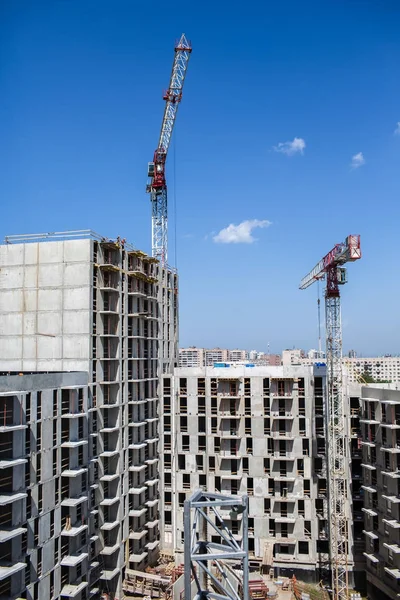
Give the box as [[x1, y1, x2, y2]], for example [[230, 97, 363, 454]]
[[184, 491, 249, 600]]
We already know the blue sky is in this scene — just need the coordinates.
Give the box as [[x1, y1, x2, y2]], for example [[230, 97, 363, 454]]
[[1, 0, 399, 355]]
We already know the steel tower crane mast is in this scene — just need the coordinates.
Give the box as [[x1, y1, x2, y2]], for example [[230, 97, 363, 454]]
[[146, 34, 192, 265], [300, 234, 361, 600]]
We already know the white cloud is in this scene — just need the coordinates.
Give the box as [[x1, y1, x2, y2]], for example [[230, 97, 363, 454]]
[[213, 219, 271, 244], [395, 122, 400, 135], [351, 152, 365, 169], [273, 137, 306, 156]]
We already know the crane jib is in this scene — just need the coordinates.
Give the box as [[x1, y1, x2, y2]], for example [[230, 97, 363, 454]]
[[146, 33, 192, 265], [299, 235, 361, 289]]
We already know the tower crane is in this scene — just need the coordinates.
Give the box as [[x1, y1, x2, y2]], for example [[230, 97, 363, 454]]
[[146, 34, 192, 265], [299, 235, 361, 600]]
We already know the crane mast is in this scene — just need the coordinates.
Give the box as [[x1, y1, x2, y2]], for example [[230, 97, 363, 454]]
[[146, 34, 192, 265], [300, 235, 361, 600]]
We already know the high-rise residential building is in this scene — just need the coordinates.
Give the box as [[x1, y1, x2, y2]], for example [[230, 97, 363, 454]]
[[249, 350, 258, 361], [281, 349, 305, 366], [348, 349, 357, 359], [360, 384, 400, 600], [266, 354, 281, 366], [178, 347, 204, 368], [159, 364, 360, 583], [204, 348, 229, 366], [0, 370, 90, 600], [344, 357, 400, 383], [0, 231, 178, 599], [228, 349, 249, 362], [307, 349, 326, 360]]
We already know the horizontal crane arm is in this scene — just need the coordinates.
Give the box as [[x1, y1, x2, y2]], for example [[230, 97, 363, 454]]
[[157, 34, 192, 156], [299, 235, 361, 290]]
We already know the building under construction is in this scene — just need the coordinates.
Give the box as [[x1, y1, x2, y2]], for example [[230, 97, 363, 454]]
[[0, 230, 178, 599], [159, 364, 362, 586]]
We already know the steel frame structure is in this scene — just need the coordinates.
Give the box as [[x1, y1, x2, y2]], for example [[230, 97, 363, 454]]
[[300, 235, 361, 600], [147, 34, 192, 265], [184, 491, 249, 600]]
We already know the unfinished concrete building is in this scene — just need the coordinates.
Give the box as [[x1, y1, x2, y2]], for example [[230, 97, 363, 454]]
[[160, 364, 350, 582], [360, 384, 400, 600], [0, 230, 178, 599], [0, 371, 90, 600], [347, 383, 366, 591]]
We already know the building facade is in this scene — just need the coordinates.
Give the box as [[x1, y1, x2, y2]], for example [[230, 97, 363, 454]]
[[345, 357, 400, 383], [281, 350, 305, 366], [204, 349, 230, 366], [0, 231, 178, 599], [266, 354, 282, 366], [158, 365, 361, 582], [229, 350, 249, 363], [360, 384, 400, 600], [178, 348, 204, 368], [0, 371, 90, 600]]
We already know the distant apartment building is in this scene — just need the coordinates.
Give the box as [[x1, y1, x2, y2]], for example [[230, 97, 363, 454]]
[[229, 349, 249, 363], [282, 349, 305, 366], [179, 348, 248, 367], [159, 364, 360, 583], [360, 384, 400, 600], [179, 347, 204, 368], [179, 348, 277, 367], [344, 357, 400, 383], [267, 354, 282, 366], [0, 231, 178, 599], [307, 349, 326, 360], [0, 371, 90, 600], [204, 349, 230, 366]]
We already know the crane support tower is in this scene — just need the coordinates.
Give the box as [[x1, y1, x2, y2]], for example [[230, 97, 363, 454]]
[[299, 235, 361, 600], [146, 34, 192, 265], [184, 490, 249, 600]]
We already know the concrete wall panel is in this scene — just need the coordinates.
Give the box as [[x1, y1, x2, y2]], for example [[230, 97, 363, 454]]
[[64, 262, 90, 286], [1, 312, 23, 335], [0, 266, 24, 289], [22, 359, 36, 370], [63, 359, 90, 371], [1, 336, 23, 359], [39, 240, 64, 264], [23, 313, 36, 335], [37, 335, 62, 359], [0, 244, 24, 266], [23, 242, 39, 265], [37, 359, 63, 370], [23, 265, 38, 288], [23, 290, 37, 312], [38, 289, 62, 311], [23, 337, 37, 359], [0, 289, 23, 311], [37, 312, 62, 336], [63, 311, 90, 334], [63, 287, 90, 310], [63, 336, 90, 359], [0, 358, 21, 370], [38, 264, 63, 287], [63, 238, 91, 262]]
